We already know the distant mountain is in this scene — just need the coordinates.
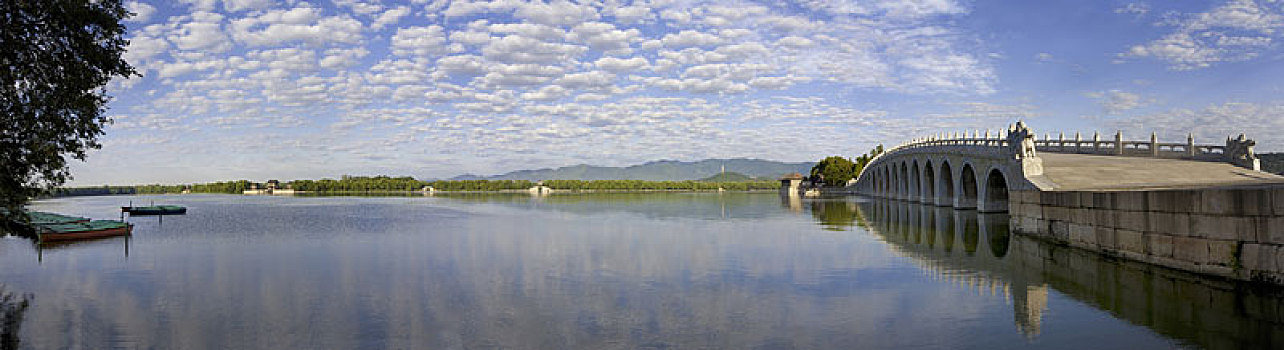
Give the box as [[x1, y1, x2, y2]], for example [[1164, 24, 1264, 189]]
[[1262, 153, 1284, 175], [699, 171, 755, 182], [451, 158, 812, 181]]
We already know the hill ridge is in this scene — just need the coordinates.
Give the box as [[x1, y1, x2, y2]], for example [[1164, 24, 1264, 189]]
[[451, 158, 810, 181]]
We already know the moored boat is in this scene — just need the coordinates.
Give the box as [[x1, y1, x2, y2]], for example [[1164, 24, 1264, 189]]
[[37, 220, 132, 242], [27, 211, 90, 225]]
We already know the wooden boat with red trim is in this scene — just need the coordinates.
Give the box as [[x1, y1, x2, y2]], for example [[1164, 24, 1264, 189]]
[[37, 220, 133, 242]]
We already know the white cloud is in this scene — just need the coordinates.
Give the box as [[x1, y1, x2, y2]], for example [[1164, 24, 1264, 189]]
[[390, 26, 449, 57], [85, 0, 1014, 183], [481, 35, 588, 64], [748, 75, 809, 89], [320, 47, 370, 69], [569, 22, 641, 53], [371, 6, 411, 30], [449, 30, 493, 46], [776, 36, 816, 48], [436, 55, 488, 76], [607, 5, 652, 24], [487, 23, 567, 41], [178, 0, 219, 12], [661, 30, 725, 48], [1110, 101, 1284, 150], [249, 48, 318, 72], [223, 0, 273, 12], [477, 63, 566, 87], [229, 6, 365, 47], [1115, 3, 1150, 17], [333, 0, 385, 16], [124, 36, 171, 66], [1087, 90, 1150, 114], [156, 58, 226, 78], [170, 12, 233, 53], [873, 0, 967, 20], [595, 56, 649, 72], [514, 1, 600, 26], [1121, 0, 1284, 70], [521, 85, 571, 101], [553, 71, 615, 89], [126, 1, 157, 23]]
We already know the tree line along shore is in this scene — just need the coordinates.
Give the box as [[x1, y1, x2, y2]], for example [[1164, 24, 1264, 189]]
[[51, 176, 782, 197]]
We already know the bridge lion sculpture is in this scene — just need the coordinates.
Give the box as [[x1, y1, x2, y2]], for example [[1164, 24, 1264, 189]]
[[1007, 121, 1037, 159], [1225, 133, 1258, 164]]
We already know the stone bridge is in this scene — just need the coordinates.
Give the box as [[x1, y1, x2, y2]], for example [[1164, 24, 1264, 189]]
[[845, 122, 1284, 284]]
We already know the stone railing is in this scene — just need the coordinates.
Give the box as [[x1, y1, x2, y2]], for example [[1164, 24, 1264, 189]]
[[863, 130, 1013, 168], [868, 125, 1260, 172], [1031, 131, 1225, 160]]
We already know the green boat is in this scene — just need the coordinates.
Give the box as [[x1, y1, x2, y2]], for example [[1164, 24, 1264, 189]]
[[38, 220, 132, 242], [122, 205, 186, 215], [26, 211, 90, 225]]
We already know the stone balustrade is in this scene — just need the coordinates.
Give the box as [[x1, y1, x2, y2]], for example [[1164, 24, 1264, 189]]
[[1031, 131, 1227, 161], [870, 128, 1259, 172]]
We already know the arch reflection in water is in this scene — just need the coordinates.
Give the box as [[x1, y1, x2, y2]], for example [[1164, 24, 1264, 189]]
[[845, 200, 1038, 336], [840, 198, 1284, 349]]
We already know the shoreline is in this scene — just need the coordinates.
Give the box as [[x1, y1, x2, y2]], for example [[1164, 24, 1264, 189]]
[[44, 188, 783, 198]]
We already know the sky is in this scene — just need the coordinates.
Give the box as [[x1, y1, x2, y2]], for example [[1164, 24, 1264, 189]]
[[71, 0, 1284, 185]]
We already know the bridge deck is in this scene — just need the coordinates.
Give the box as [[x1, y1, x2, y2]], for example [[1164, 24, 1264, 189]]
[[1037, 153, 1284, 191]]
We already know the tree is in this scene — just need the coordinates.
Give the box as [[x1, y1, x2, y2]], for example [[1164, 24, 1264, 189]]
[[810, 156, 857, 186], [1, 0, 136, 218]]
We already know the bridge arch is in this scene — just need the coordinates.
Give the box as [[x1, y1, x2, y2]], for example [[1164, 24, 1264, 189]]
[[958, 163, 978, 209], [938, 161, 955, 207], [923, 160, 936, 204], [910, 161, 921, 202], [900, 162, 909, 200], [981, 168, 1010, 213], [882, 166, 890, 197]]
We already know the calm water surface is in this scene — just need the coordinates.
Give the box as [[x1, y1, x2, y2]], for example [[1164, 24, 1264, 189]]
[[2, 193, 1282, 349]]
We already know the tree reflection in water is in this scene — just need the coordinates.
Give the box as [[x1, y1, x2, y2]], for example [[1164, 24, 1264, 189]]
[[0, 287, 30, 350]]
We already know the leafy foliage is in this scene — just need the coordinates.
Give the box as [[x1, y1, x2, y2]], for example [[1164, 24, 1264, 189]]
[[810, 156, 858, 185], [1, 0, 136, 216], [1261, 153, 1284, 175], [808, 145, 883, 186]]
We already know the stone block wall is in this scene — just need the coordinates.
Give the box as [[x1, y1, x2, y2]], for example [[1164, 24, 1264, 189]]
[[1009, 187, 1284, 284]]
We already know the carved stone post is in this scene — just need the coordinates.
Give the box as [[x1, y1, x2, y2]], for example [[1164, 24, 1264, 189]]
[[1093, 132, 1100, 153], [1150, 132, 1159, 157], [1225, 134, 1261, 171], [1187, 133, 1195, 156], [1115, 131, 1123, 155], [1074, 132, 1081, 153]]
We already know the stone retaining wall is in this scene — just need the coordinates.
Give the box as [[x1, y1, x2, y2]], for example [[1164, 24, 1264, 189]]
[[1009, 187, 1284, 284]]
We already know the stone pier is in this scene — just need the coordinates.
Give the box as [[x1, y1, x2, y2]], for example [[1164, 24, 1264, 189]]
[[1010, 187, 1284, 283]]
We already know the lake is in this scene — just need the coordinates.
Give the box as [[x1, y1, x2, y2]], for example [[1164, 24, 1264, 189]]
[[1, 193, 1281, 349]]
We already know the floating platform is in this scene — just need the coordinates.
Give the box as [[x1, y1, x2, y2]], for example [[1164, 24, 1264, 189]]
[[122, 205, 186, 215]]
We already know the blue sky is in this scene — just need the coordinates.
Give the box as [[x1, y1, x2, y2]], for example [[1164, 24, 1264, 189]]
[[72, 0, 1284, 185]]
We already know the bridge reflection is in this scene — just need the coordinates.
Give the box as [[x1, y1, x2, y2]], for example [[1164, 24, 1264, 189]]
[[811, 199, 1284, 348]]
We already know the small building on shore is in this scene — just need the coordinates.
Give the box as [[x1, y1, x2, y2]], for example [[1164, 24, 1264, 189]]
[[243, 180, 296, 195], [779, 173, 804, 196]]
